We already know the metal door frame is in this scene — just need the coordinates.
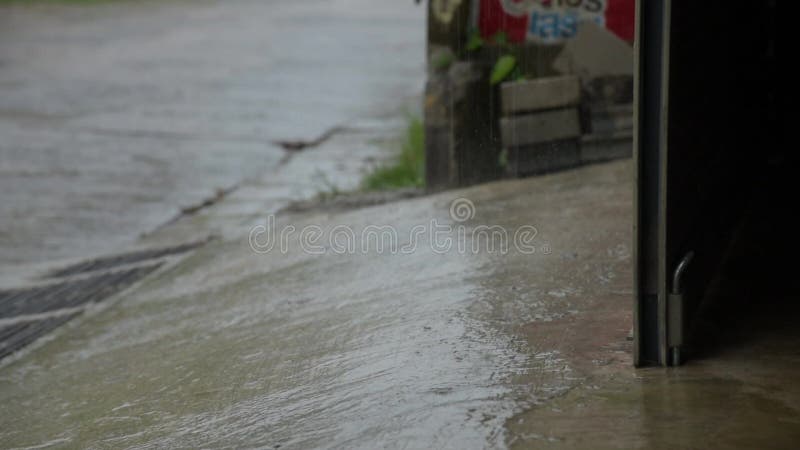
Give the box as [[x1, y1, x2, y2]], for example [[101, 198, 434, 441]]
[[633, 0, 672, 367]]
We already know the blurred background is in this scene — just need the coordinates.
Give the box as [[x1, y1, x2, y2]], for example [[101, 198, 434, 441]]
[[0, 0, 426, 276]]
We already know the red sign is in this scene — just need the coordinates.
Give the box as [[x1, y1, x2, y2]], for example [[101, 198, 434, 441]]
[[478, 0, 634, 44]]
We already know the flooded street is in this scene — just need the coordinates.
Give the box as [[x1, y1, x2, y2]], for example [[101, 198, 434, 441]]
[[0, 0, 424, 271]]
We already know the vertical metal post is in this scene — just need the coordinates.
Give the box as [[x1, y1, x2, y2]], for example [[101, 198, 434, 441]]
[[634, 0, 672, 366]]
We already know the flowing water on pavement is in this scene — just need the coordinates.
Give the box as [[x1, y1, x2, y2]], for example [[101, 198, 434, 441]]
[[0, 193, 545, 449]]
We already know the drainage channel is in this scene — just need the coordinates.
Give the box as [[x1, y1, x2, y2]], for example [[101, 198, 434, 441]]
[[0, 241, 207, 361]]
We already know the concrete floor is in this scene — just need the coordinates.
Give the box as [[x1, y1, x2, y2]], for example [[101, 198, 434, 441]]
[[1, 159, 797, 448]]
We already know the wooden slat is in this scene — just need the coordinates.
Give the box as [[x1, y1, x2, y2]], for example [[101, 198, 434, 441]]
[[500, 108, 581, 148], [508, 140, 581, 177], [581, 130, 633, 163], [590, 103, 634, 133], [501, 76, 581, 115]]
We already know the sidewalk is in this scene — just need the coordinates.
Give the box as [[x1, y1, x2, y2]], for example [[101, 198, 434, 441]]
[[0, 157, 632, 448], [2, 157, 799, 448]]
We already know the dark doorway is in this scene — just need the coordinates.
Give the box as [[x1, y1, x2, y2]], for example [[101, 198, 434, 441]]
[[634, 1, 788, 366]]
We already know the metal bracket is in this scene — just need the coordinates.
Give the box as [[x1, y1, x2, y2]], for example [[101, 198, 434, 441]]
[[668, 251, 694, 365]]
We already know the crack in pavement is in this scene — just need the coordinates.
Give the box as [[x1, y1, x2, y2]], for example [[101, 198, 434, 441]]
[[273, 125, 354, 165]]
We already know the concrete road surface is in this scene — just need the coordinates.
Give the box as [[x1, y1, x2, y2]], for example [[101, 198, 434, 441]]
[[0, 0, 425, 274]]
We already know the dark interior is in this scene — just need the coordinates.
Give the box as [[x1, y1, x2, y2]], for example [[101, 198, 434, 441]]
[[664, 1, 791, 361]]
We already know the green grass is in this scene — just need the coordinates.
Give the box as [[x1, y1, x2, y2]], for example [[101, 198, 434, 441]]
[[362, 117, 425, 191]]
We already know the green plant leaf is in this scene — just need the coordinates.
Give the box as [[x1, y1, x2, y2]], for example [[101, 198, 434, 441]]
[[498, 148, 509, 169], [433, 52, 455, 71], [511, 65, 525, 81], [466, 32, 484, 52], [492, 31, 509, 47], [490, 55, 517, 85]]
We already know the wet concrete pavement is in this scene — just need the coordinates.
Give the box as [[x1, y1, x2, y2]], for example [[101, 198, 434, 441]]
[[3, 1, 800, 449], [2, 158, 799, 448], [0, 0, 424, 274], [0, 160, 630, 448]]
